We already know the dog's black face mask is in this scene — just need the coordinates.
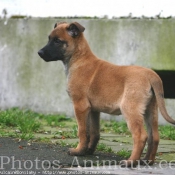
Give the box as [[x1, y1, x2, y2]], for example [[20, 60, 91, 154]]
[[38, 37, 67, 62], [38, 22, 85, 62]]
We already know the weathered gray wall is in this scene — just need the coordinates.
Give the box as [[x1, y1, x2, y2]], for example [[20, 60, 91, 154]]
[[0, 18, 175, 123]]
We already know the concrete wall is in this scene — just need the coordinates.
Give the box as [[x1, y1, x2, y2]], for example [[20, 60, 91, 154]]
[[0, 18, 175, 124]]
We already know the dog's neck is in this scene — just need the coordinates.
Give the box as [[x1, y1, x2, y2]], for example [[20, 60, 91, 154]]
[[62, 36, 94, 76], [62, 56, 71, 76]]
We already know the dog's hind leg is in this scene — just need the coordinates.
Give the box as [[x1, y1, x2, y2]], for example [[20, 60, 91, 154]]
[[86, 111, 100, 155], [141, 96, 159, 165], [120, 101, 148, 167]]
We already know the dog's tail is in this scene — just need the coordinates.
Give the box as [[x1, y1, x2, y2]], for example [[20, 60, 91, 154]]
[[149, 72, 175, 125]]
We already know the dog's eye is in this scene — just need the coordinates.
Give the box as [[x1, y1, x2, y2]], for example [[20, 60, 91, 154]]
[[54, 38, 62, 44]]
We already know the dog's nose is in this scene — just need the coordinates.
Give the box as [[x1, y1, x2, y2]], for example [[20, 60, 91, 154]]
[[38, 49, 44, 58]]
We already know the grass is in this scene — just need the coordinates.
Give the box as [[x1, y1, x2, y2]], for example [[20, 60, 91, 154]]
[[0, 108, 41, 139], [96, 143, 113, 153], [53, 124, 78, 139], [159, 125, 175, 140], [58, 140, 78, 148], [0, 108, 41, 129], [101, 120, 130, 135], [116, 148, 131, 158], [0, 107, 73, 140], [45, 114, 71, 127]]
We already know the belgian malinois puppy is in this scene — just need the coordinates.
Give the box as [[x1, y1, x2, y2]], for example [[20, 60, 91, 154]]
[[38, 22, 175, 167]]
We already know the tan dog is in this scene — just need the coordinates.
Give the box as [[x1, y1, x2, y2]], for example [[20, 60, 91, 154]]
[[38, 22, 175, 167]]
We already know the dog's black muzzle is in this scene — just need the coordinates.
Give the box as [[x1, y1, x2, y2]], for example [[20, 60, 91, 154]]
[[38, 49, 50, 62]]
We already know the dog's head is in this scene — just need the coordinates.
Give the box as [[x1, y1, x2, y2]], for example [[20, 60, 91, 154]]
[[38, 22, 85, 62]]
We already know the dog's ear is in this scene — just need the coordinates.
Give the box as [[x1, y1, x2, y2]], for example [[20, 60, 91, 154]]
[[54, 22, 66, 29], [54, 23, 57, 28], [67, 22, 85, 37]]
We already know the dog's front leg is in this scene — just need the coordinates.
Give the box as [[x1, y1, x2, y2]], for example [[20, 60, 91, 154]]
[[68, 99, 90, 156], [86, 111, 100, 155]]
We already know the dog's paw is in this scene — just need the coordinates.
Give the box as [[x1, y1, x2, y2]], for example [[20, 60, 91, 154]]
[[67, 148, 86, 156], [139, 159, 154, 166], [67, 148, 72, 156], [86, 148, 96, 155]]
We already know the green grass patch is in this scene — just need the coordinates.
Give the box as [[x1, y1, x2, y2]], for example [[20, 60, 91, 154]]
[[0, 107, 72, 140], [96, 143, 113, 153], [0, 108, 40, 129], [101, 120, 130, 135], [0, 108, 41, 139], [159, 125, 175, 140], [53, 124, 78, 139], [116, 148, 131, 158], [45, 114, 71, 127], [0, 130, 16, 138], [58, 140, 78, 148]]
